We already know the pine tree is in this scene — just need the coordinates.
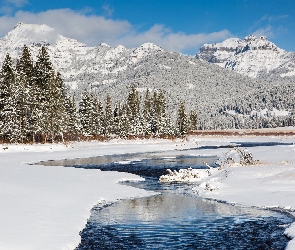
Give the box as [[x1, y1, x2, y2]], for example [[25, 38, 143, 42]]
[[142, 88, 152, 135], [32, 46, 55, 141], [152, 90, 171, 136], [0, 54, 20, 142], [188, 110, 198, 131], [177, 100, 188, 136], [92, 95, 104, 136], [47, 72, 68, 142], [15, 45, 34, 142], [117, 104, 130, 138], [78, 91, 93, 137], [0, 54, 14, 111], [127, 86, 142, 135], [64, 95, 80, 139], [103, 94, 114, 136]]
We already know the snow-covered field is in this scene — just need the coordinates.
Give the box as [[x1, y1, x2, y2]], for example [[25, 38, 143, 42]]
[[0, 139, 195, 250], [1, 135, 295, 249]]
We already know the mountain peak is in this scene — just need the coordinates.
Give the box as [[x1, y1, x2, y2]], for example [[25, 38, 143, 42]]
[[14, 22, 24, 28], [3, 22, 60, 47], [11, 22, 54, 34], [196, 34, 293, 78], [244, 35, 268, 42]]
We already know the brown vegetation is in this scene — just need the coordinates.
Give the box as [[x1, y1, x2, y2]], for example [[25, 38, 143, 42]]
[[188, 129, 295, 137]]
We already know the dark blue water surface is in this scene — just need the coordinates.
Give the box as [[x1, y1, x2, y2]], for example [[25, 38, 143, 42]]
[[40, 143, 294, 250]]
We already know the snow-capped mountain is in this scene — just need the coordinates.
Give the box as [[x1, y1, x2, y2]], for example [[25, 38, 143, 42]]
[[196, 35, 295, 79], [1, 23, 295, 129], [0, 22, 166, 88]]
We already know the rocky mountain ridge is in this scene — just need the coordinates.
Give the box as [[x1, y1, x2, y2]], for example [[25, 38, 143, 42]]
[[196, 35, 295, 80], [1, 23, 295, 129]]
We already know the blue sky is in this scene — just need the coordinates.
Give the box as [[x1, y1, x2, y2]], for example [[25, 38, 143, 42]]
[[0, 0, 294, 55]]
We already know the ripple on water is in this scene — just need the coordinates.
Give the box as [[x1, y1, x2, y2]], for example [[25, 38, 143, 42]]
[[38, 149, 293, 250], [77, 193, 292, 250]]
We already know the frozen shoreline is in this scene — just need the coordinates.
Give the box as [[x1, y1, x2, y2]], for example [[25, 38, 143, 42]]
[[0, 139, 195, 249], [1, 135, 295, 249]]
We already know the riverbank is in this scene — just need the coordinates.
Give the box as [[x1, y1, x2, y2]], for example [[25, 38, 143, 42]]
[[187, 135, 295, 249], [189, 127, 295, 137], [0, 139, 195, 249], [0, 134, 295, 249]]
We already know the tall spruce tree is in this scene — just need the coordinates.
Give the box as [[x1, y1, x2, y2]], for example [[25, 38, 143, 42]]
[[47, 72, 68, 142], [152, 90, 172, 136], [15, 45, 34, 142], [79, 91, 93, 136], [188, 110, 198, 131], [127, 86, 142, 135], [118, 104, 130, 138], [64, 95, 80, 139], [103, 94, 114, 136], [0, 54, 20, 142], [32, 46, 55, 141], [142, 88, 152, 135], [177, 100, 188, 136], [92, 95, 104, 136]]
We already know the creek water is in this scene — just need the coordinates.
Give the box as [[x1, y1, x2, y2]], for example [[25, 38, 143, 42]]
[[40, 142, 294, 250]]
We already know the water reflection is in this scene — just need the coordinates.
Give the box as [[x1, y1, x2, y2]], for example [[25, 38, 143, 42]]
[[93, 194, 277, 224], [38, 147, 293, 250], [78, 194, 292, 250]]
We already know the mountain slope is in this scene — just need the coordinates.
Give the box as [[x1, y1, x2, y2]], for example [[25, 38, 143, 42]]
[[1, 23, 295, 129], [196, 35, 295, 80]]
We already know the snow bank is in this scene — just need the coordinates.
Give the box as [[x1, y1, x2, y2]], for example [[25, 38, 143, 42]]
[[180, 136, 295, 249], [2, 135, 295, 249], [0, 139, 196, 249]]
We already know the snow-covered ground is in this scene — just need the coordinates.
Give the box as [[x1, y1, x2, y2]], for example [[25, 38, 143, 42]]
[[0, 139, 195, 250], [1, 135, 295, 249], [162, 135, 295, 250]]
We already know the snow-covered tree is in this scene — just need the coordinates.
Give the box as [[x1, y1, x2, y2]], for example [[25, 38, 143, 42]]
[[142, 88, 152, 135], [15, 45, 34, 142], [103, 94, 114, 137], [78, 91, 93, 136], [188, 110, 198, 131], [0, 54, 20, 142], [127, 86, 142, 135], [177, 100, 188, 135]]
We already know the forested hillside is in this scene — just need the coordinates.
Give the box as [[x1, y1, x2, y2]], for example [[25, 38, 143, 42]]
[[0, 46, 197, 143]]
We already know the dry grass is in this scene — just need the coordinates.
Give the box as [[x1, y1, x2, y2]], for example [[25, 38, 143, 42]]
[[188, 128, 295, 137]]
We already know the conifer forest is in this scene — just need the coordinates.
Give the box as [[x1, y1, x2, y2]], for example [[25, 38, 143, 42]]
[[0, 45, 197, 143]]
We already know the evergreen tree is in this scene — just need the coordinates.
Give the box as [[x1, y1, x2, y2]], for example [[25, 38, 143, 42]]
[[92, 95, 104, 136], [177, 100, 188, 135], [152, 90, 171, 136], [78, 91, 93, 136], [117, 104, 130, 138], [127, 86, 140, 119], [0, 54, 14, 111], [15, 45, 34, 142], [64, 95, 80, 139], [32, 46, 55, 141], [103, 94, 114, 136], [142, 88, 152, 135], [127, 86, 142, 135], [0, 54, 20, 142], [188, 110, 198, 131], [47, 72, 68, 142]]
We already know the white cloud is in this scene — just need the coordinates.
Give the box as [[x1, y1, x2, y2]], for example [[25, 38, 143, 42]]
[[252, 25, 274, 38], [0, 9, 131, 46], [259, 14, 289, 23], [102, 4, 114, 17], [0, 0, 28, 14], [0, 9, 232, 54], [116, 24, 232, 53], [5, 0, 28, 7]]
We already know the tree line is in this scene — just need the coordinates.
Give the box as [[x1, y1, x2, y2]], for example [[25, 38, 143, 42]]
[[0, 45, 198, 143]]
